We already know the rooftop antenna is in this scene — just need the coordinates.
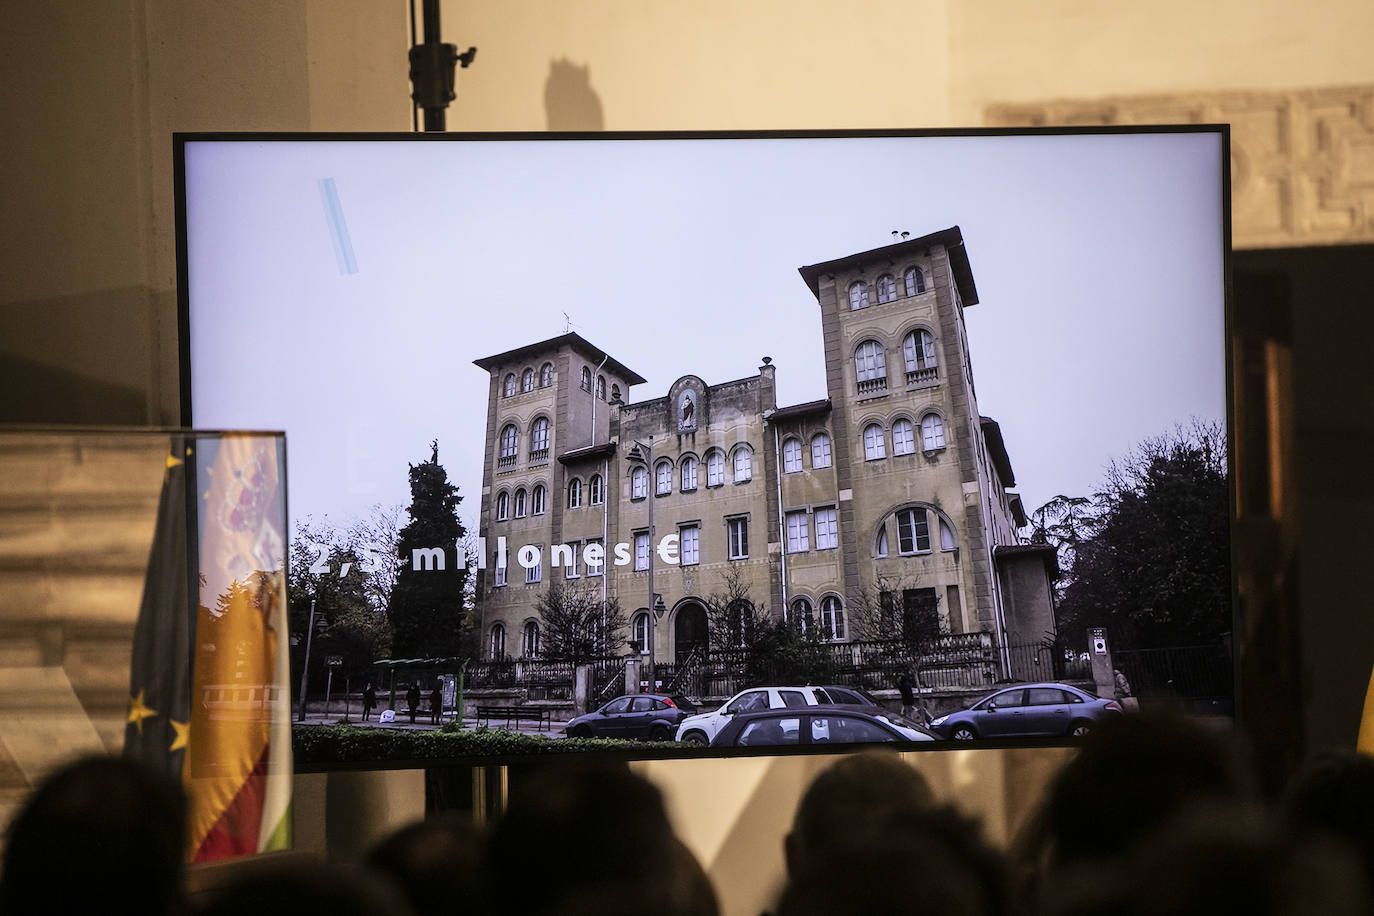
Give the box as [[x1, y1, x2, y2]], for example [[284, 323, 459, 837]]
[[901, 231, 910, 239], [563, 311, 573, 334], [892, 230, 900, 241]]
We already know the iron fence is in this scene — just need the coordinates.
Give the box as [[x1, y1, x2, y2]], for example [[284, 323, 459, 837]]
[[1114, 644, 1233, 706]]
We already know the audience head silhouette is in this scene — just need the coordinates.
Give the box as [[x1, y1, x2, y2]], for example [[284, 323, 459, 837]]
[[0, 755, 186, 916]]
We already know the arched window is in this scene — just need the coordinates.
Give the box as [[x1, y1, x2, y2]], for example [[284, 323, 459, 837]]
[[522, 620, 540, 658], [811, 432, 832, 469], [848, 280, 869, 310], [876, 274, 897, 304], [892, 418, 916, 456], [782, 438, 803, 473], [875, 524, 889, 557], [854, 340, 887, 394], [530, 417, 550, 456], [532, 483, 546, 515], [503, 374, 516, 397], [596, 375, 606, 400], [787, 597, 813, 632], [521, 368, 535, 393], [903, 329, 937, 383], [727, 600, 752, 648], [568, 477, 583, 509], [495, 490, 510, 521], [631, 465, 648, 499], [489, 623, 506, 659], [733, 445, 753, 483], [611, 383, 621, 402], [939, 516, 958, 551], [655, 459, 673, 495], [920, 413, 946, 451], [513, 487, 527, 518], [904, 266, 925, 296], [863, 423, 886, 461], [539, 362, 553, 387], [897, 508, 931, 554], [589, 473, 604, 505], [499, 424, 519, 463], [680, 455, 698, 491], [820, 596, 846, 641], [706, 450, 725, 487], [580, 367, 592, 392], [632, 612, 650, 653]]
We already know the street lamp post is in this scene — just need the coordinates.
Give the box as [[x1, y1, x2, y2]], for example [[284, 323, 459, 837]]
[[627, 436, 656, 690]]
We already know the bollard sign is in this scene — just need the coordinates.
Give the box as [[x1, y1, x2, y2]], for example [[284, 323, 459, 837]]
[[325, 655, 343, 667]]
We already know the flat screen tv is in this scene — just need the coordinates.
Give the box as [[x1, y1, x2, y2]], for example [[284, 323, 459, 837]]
[[178, 128, 1231, 769]]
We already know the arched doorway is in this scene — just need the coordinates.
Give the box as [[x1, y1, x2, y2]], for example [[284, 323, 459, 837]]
[[674, 600, 708, 664]]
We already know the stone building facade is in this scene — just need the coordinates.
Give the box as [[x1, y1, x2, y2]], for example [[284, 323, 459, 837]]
[[472, 227, 1057, 668]]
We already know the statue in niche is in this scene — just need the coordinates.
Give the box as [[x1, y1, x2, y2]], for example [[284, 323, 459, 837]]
[[679, 391, 696, 430]]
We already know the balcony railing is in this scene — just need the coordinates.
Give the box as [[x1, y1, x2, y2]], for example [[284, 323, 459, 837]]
[[497, 454, 517, 469], [905, 366, 939, 386], [857, 377, 888, 397], [529, 448, 550, 464]]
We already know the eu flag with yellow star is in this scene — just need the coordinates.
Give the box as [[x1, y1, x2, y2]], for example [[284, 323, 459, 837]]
[[123, 444, 193, 778]]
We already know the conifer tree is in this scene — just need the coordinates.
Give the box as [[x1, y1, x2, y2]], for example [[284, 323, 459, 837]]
[[390, 440, 468, 658]]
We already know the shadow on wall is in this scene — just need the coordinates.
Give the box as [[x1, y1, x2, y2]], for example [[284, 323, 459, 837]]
[[545, 58, 604, 131]]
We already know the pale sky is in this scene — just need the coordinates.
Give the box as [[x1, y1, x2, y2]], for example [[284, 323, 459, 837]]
[[185, 131, 1226, 538]]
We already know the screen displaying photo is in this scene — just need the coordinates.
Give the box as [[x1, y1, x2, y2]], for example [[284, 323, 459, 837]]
[[180, 129, 1230, 765]]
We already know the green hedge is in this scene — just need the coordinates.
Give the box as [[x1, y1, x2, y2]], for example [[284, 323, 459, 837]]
[[293, 724, 685, 766]]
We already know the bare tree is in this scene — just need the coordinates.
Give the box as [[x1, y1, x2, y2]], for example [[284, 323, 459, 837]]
[[535, 583, 627, 665], [703, 565, 768, 651], [847, 574, 945, 648], [341, 503, 405, 615]]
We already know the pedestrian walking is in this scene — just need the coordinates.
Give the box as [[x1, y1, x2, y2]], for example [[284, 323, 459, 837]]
[[430, 682, 443, 726]]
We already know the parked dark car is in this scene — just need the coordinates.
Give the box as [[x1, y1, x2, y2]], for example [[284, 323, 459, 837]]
[[814, 685, 884, 708], [928, 683, 1122, 741], [710, 705, 936, 748], [564, 693, 698, 741]]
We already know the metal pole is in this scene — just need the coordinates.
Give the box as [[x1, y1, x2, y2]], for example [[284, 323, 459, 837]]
[[324, 667, 335, 718], [297, 599, 316, 722]]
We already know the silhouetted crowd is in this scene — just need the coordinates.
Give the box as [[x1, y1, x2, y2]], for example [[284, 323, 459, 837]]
[[5, 712, 1374, 915]]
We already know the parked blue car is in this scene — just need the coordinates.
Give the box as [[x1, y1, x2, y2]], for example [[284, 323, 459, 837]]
[[928, 683, 1122, 741]]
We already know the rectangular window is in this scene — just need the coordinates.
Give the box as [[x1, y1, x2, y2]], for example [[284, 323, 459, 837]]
[[525, 547, 542, 584], [785, 510, 809, 554], [565, 540, 581, 578], [585, 538, 604, 576], [814, 507, 838, 550], [680, 525, 700, 566], [493, 553, 506, 587], [634, 531, 650, 571], [897, 510, 931, 555], [728, 517, 749, 560]]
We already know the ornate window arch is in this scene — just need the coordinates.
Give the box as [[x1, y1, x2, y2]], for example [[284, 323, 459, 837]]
[[891, 417, 916, 456], [904, 265, 926, 296], [863, 422, 887, 461], [705, 449, 726, 487], [530, 416, 551, 455], [782, 437, 803, 473], [499, 424, 519, 462], [811, 432, 832, 469], [567, 477, 583, 508], [631, 465, 648, 499], [532, 483, 547, 515], [920, 412, 947, 451], [522, 620, 540, 658], [539, 362, 553, 387], [655, 458, 673, 496], [680, 454, 699, 491], [589, 473, 604, 505], [876, 274, 898, 304], [848, 280, 869, 310], [820, 595, 846, 641], [489, 623, 506, 659], [503, 373, 516, 397], [787, 596, 813, 632], [495, 489, 510, 521], [596, 375, 607, 400], [854, 339, 888, 394], [513, 487, 527, 518], [631, 611, 650, 653], [580, 366, 592, 391], [521, 368, 535, 393], [732, 444, 753, 483]]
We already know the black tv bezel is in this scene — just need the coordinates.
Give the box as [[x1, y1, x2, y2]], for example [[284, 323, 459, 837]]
[[174, 126, 1235, 772]]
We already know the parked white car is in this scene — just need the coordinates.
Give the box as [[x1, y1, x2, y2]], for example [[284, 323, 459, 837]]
[[675, 686, 829, 746]]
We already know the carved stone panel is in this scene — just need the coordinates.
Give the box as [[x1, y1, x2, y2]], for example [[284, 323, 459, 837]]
[[987, 86, 1374, 249]]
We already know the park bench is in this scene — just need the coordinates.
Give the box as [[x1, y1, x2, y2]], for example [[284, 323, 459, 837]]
[[474, 704, 553, 732]]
